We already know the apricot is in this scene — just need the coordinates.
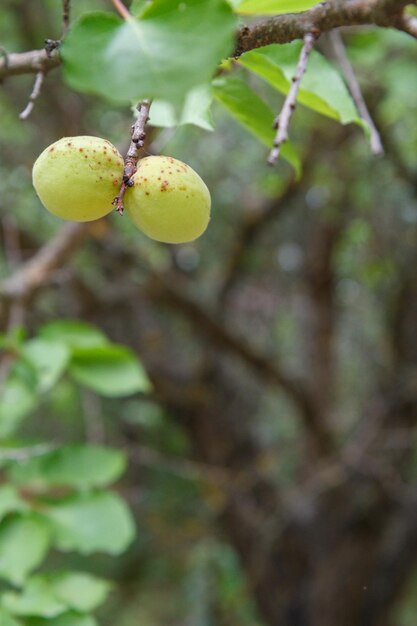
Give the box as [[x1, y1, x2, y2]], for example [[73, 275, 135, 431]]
[[124, 156, 211, 244], [32, 136, 124, 222]]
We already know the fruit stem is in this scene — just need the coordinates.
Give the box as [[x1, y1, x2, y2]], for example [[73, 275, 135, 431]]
[[113, 99, 152, 215]]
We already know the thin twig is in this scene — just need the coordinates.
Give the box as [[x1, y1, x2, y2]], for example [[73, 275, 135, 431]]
[[113, 99, 152, 215], [19, 70, 45, 120], [62, 0, 71, 35], [268, 33, 316, 166], [111, 0, 132, 21], [329, 30, 384, 156]]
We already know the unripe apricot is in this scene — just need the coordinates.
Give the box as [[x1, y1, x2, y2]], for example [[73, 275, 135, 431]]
[[32, 136, 124, 222], [124, 156, 211, 244]]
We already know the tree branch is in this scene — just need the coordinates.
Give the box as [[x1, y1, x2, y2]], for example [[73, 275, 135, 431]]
[[268, 33, 316, 165], [329, 30, 384, 156], [0, 222, 87, 302], [147, 274, 334, 455], [0, 48, 60, 80], [219, 180, 298, 302], [234, 0, 415, 56], [1, 1, 415, 82]]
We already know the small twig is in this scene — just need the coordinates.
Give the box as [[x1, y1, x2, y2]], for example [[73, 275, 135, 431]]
[[113, 99, 152, 215], [19, 70, 45, 120], [268, 32, 316, 165], [62, 0, 71, 35], [329, 30, 384, 156], [111, 0, 132, 21]]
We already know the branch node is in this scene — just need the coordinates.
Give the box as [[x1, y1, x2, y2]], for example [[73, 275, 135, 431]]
[[44, 39, 60, 58]]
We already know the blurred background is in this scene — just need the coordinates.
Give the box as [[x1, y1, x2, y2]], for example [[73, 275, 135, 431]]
[[1, 1, 417, 625]]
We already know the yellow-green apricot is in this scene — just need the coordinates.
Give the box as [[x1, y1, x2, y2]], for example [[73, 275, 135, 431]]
[[124, 156, 211, 244], [32, 136, 124, 222]]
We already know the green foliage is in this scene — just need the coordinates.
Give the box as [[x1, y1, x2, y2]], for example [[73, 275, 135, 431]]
[[238, 44, 363, 126], [1, 572, 110, 617], [69, 345, 150, 397], [61, 1, 236, 108], [0, 514, 51, 585], [0, 322, 145, 624], [45, 491, 135, 555], [8, 445, 126, 489], [213, 75, 301, 176], [0, 321, 150, 435]]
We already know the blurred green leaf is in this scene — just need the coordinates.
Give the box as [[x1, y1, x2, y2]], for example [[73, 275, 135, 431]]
[[9, 444, 127, 490], [130, 0, 152, 15], [237, 0, 318, 13], [22, 339, 70, 393], [69, 345, 151, 397], [0, 608, 22, 626], [61, 1, 236, 108], [0, 377, 38, 438], [238, 43, 362, 125], [213, 75, 301, 176], [45, 572, 111, 613], [1, 577, 67, 618], [0, 485, 26, 522], [46, 491, 135, 554], [39, 321, 108, 350], [0, 514, 51, 585], [149, 85, 214, 131]]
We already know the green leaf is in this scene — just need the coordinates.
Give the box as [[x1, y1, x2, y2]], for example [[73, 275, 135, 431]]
[[213, 75, 301, 177], [45, 572, 111, 613], [25, 614, 97, 626], [69, 345, 151, 397], [237, 0, 318, 13], [1, 578, 66, 618], [238, 43, 361, 125], [61, 1, 237, 107], [46, 491, 135, 555], [0, 377, 38, 438], [22, 339, 70, 393], [149, 85, 214, 131], [0, 485, 26, 522], [0, 514, 51, 585], [130, 0, 152, 15], [0, 608, 22, 626], [9, 444, 127, 490], [39, 321, 108, 350]]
